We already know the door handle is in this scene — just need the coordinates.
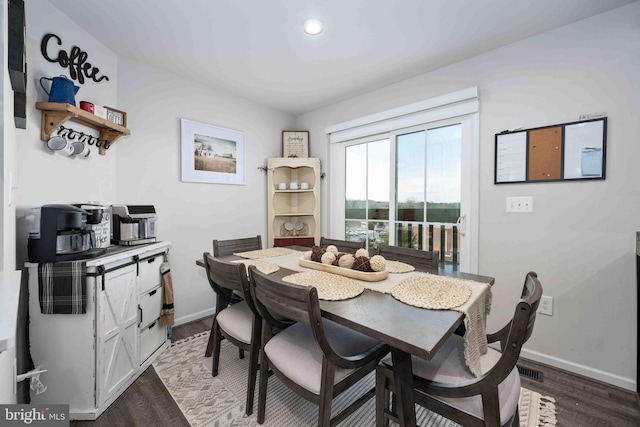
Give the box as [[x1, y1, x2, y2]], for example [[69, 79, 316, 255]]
[[456, 215, 466, 236]]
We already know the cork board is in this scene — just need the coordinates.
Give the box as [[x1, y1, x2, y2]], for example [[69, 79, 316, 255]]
[[495, 117, 606, 184], [527, 127, 562, 181]]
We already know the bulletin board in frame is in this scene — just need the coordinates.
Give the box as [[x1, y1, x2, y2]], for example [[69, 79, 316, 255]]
[[494, 117, 607, 184], [282, 130, 309, 158]]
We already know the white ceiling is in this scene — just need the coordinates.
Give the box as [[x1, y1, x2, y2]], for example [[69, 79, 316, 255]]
[[47, 0, 635, 116]]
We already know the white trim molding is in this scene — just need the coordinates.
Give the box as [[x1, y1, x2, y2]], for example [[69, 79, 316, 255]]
[[326, 86, 479, 143]]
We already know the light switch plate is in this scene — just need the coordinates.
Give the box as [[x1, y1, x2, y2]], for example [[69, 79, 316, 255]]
[[506, 196, 533, 213]]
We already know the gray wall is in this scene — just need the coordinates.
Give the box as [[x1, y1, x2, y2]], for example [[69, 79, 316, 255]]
[[296, 2, 640, 389]]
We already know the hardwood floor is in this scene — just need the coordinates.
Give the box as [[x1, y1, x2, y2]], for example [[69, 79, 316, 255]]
[[71, 316, 640, 426]]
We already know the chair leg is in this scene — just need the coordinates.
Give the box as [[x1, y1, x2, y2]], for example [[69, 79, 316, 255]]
[[317, 359, 335, 427], [257, 347, 269, 424], [239, 348, 245, 359], [204, 317, 216, 357], [245, 347, 260, 416], [211, 322, 223, 377], [375, 367, 390, 427]]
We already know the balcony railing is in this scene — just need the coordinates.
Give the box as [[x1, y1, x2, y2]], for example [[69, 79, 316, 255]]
[[394, 222, 459, 270]]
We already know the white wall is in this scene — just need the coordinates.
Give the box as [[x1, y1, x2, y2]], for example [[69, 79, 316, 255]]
[[297, 3, 640, 390], [13, 0, 119, 265], [14, 0, 294, 328], [10, 0, 639, 392], [115, 58, 294, 323]]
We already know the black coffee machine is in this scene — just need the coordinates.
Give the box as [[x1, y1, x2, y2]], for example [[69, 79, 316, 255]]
[[27, 204, 107, 263]]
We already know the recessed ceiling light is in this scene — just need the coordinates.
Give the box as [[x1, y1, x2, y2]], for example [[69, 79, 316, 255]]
[[303, 19, 323, 36]]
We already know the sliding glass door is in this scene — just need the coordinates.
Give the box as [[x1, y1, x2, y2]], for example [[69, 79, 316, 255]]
[[345, 138, 390, 250], [339, 116, 477, 272], [394, 124, 462, 270]]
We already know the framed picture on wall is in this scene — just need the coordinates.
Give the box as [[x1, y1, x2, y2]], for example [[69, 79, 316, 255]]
[[282, 130, 309, 158], [181, 119, 246, 185]]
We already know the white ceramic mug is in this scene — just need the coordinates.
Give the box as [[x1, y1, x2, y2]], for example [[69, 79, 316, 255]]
[[47, 136, 74, 156], [278, 182, 287, 190], [289, 182, 299, 190], [300, 182, 309, 190], [71, 141, 91, 159]]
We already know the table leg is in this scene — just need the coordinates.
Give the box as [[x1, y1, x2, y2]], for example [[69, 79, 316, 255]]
[[391, 347, 416, 427]]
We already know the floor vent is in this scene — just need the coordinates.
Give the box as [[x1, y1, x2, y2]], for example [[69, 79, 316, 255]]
[[517, 365, 543, 382]]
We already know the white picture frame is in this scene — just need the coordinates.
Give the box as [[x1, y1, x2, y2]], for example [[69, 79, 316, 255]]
[[181, 119, 246, 185]]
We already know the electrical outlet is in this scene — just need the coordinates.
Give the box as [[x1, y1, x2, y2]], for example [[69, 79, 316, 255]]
[[539, 295, 553, 316], [506, 196, 533, 213]]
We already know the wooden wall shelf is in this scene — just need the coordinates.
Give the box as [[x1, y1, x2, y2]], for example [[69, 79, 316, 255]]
[[35, 102, 131, 155]]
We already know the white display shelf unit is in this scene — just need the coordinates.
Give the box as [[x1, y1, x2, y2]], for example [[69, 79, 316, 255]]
[[267, 157, 320, 248]]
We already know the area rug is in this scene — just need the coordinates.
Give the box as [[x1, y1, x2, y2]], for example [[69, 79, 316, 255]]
[[153, 332, 557, 426]]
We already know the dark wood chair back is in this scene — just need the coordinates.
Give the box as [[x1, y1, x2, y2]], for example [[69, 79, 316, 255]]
[[319, 236, 364, 254], [377, 244, 439, 270], [203, 252, 256, 314], [212, 235, 262, 257]]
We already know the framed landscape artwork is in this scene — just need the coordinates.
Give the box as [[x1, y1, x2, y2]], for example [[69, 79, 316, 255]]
[[181, 119, 246, 185]]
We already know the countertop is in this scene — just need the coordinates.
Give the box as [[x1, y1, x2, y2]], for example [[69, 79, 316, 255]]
[[24, 241, 171, 270]]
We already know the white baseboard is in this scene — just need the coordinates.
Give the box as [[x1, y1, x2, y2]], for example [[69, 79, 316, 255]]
[[174, 308, 215, 327], [520, 348, 636, 392]]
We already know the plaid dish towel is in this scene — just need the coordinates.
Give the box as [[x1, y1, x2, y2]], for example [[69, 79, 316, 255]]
[[38, 261, 87, 314]]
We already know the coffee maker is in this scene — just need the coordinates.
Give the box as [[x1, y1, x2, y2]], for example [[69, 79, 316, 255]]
[[27, 204, 108, 263], [111, 204, 157, 246]]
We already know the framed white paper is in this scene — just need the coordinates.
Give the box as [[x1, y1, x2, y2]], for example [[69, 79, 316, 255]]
[[563, 120, 605, 179], [181, 119, 246, 185]]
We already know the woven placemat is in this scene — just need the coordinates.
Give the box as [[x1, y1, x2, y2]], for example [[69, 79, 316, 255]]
[[234, 247, 296, 259], [233, 259, 280, 275], [386, 260, 415, 273], [282, 271, 365, 301], [391, 275, 472, 309]]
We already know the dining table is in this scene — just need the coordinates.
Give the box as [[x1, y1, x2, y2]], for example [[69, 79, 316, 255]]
[[196, 246, 494, 427]]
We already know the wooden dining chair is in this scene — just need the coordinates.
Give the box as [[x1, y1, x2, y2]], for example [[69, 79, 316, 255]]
[[207, 235, 262, 357], [202, 252, 261, 416], [319, 236, 364, 253], [375, 271, 543, 427], [212, 235, 262, 257], [377, 244, 439, 270], [248, 265, 390, 427]]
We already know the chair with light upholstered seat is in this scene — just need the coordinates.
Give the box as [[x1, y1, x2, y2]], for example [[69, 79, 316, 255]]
[[203, 252, 261, 415], [377, 244, 439, 270], [205, 235, 262, 358], [319, 236, 364, 254], [375, 271, 543, 427], [248, 265, 390, 426]]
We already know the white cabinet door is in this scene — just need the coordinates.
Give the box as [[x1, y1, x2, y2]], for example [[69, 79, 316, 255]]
[[96, 263, 138, 407]]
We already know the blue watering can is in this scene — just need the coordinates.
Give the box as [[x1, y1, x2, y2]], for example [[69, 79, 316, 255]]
[[39, 75, 80, 106]]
